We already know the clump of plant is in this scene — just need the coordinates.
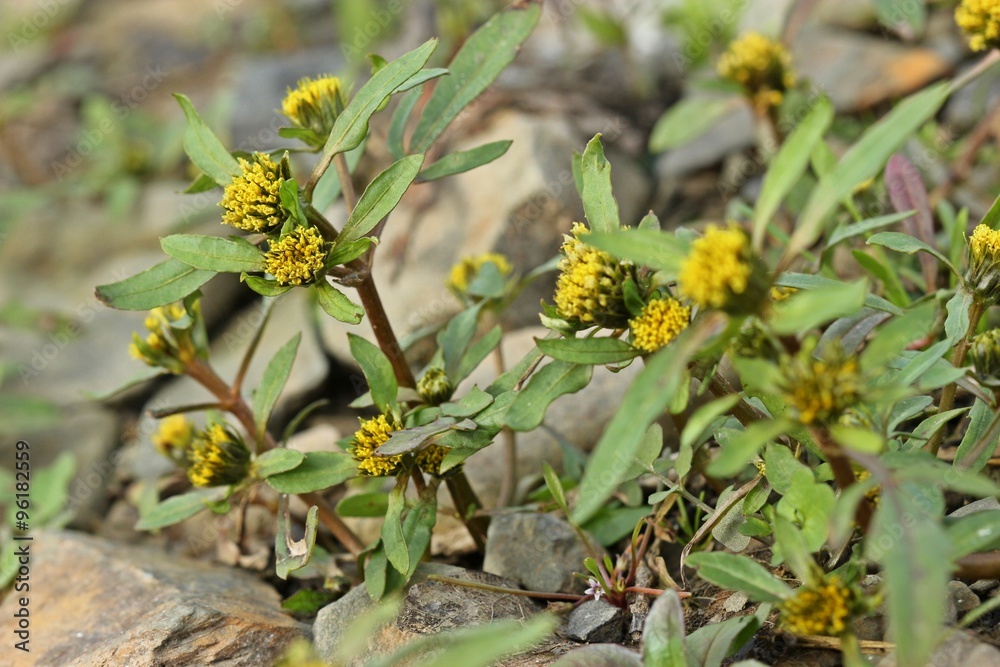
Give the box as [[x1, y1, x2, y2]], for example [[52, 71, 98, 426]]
[[95, 2, 1000, 665]]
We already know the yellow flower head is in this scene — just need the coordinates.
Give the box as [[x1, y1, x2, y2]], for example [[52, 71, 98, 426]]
[[417, 367, 454, 405], [282, 75, 345, 147], [130, 301, 201, 372], [187, 423, 251, 488], [780, 342, 864, 425], [970, 328, 1000, 387], [770, 286, 797, 302], [447, 252, 513, 294], [956, 0, 1000, 51], [679, 224, 759, 312], [352, 414, 404, 477], [966, 224, 1000, 304], [264, 226, 327, 286], [415, 444, 449, 476], [779, 574, 856, 637], [153, 414, 195, 460], [718, 32, 795, 111], [629, 297, 691, 353], [854, 468, 881, 507], [554, 222, 631, 328], [220, 153, 290, 233]]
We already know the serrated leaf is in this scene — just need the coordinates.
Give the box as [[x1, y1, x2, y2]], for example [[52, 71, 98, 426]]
[[339, 154, 425, 244], [580, 134, 620, 234], [252, 333, 300, 441], [136, 488, 226, 530], [685, 552, 792, 602], [161, 234, 263, 273], [349, 333, 397, 414], [315, 281, 364, 324], [504, 360, 592, 431], [536, 336, 642, 365], [252, 448, 304, 479], [418, 140, 512, 181], [173, 93, 241, 186], [266, 451, 357, 493], [323, 39, 437, 157], [409, 3, 540, 152], [753, 96, 833, 250], [95, 258, 216, 311]]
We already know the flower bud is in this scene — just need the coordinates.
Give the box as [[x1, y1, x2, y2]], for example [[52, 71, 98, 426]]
[[264, 226, 328, 286], [417, 367, 454, 405], [554, 222, 632, 329], [718, 32, 795, 113], [281, 75, 346, 149], [970, 328, 1000, 387], [965, 224, 1000, 306]]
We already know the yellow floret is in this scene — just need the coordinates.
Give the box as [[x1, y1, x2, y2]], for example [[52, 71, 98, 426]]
[[264, 227, 327, 286], [220, 153, 287, 232], [678, 225, 752, 309], [956, 0, 1000, 51], [629, 298, 691, 353]]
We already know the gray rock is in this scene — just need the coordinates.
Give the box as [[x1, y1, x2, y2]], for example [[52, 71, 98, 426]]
[[970, 579, 999, 596], [314, 562, 539, 666], [566, 600, 625, 644], [655, 101, 755, 180], [948, 496, 1000, 518], [878, 630, 1000, 667], [0, 530, 305, 667], [943, 66, 1000, 132], [946, 581, 980, 623], [483, 512, 593, 594]]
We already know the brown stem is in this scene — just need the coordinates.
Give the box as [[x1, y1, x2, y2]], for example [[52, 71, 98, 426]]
[[927, 297, 986, 456], [706, 373, 767, 427], [810, 424, 873, 533], [445, 474, 489, 551], [355, 275, 416, 388], [333, 152, 358, 211]]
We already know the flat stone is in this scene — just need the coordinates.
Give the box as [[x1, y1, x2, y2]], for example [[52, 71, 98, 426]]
[[483, 512, 594, 594], [946, 580, 980, 623], [566, 600, 625, 644], [314, 562, 539, 666], [0, 530, 305, 666], [878, 630, 1000, 667]]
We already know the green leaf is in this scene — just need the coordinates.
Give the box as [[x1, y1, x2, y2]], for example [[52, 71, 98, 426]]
[[851, 250, 909, 307], [536, 336, 642, 365], [580, 134, 620, 234], [785, 82, 950, 260], [944, 288, 973, 346], [418, 140, 512, 181], [707, 419, 791, 477], [337, 492, 390, 518], [829, 424, 884, 454], [349, 333, 397, 414], [455, 325, 502, 384], [173, 93, 241, 186], [398, 487, 436, 580], [775, 272, 902, 316], [251, 448, 304, 479], [183, 172, 218, 194], [315, 281, 364, 324], [686, 552, 792, 603], [827, 210, 916, 247], [543, 462, 570, 516], [572, 322, 709, 524], [377, 417, 474, 456], [323, 39, 437, 157], [252, 333, 300, 441], [440, 386, 493, 417], [161, 234, 264, 273], [439, 305, 482, 381], [867, 489, 950, 667], [505, 361, 592, 432], [95, 258, 216, 311], [388, 87, 421, 159], [551, 645, 643, 667], [276, 505, 318, 579], [684, 612, 763, 667], [769, 279, 868, 335], [649, 96, 739, 153], [681, 395, 741, 451], [947, 511, 1000, 559], [409, 3, 541, 152], [586, 229, 690, 274], [326, 238, 375, 268], [266, 451, 358, 493], [396, 67, 449, 93], [313, 138, 367, 212], [577, 7, 627, 46], [279, 178, 308, 232], [136, 488, 226, 530], [382, 483, 408, 574], [642, 589, 689, 667], [893, 339, 950, 387], [955, 399, 998, 472], [753, 97, 834, 250], [339, 154, 425, 244], [867, 231, 959, 276], [242, 275, 292, 297]]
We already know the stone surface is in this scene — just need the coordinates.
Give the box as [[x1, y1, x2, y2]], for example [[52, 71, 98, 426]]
[[878, 630, 1000, 667], [565, 600, 625, 644], [314, 562, 540, 666], [0, 530, 305, 666], [948, 496, 1000, 518], [946, 580, 980, 624], [655, 100, 755, 180], [483, 512, 593, 594]]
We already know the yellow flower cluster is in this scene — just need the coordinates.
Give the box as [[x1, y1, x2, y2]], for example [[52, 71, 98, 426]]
[[264, 227, 327, 286], [855, 469, 881, 507], [780, 575, 854, 637], [187, 423, 251, 488], [970, 224, 1000, 264], [220, 153, 287, 232], [769, 286, 797, 302], [678, 225, 752, 310], [781, 344, 863, 424], [955, 0, 1000, 51], [629, 297, 691, 353], [129, 302, 198, 372], [351, 414, 451, 477], [718, 32, 795, 110], [966, 224, 1000, 304], [282, 75, 344, 146], [447, 252, 512, 293], [153, 414, 194, 460], [554, 222, 630, 328]]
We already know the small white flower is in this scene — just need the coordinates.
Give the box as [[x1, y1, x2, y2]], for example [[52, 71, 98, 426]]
[[585, 578, 605, 601]]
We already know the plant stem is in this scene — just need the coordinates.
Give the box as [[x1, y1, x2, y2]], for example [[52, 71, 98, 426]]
[[809, 424, 872, 532], [445, 474, 488, 551], [491, 330, 518, 507], [707, 372, 767, 426], [354, 275, 416, 388], [333, 152, 359, 211], [927, 297, 986, 456]]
